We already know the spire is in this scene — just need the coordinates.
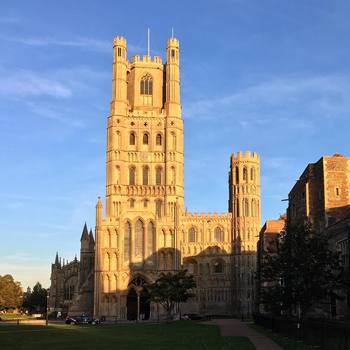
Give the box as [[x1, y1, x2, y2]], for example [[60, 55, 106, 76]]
[[80, 222, 89, 241], [89, 228, 95, 243], [55, 252, 59, 265], [74, 254, 77, 262]]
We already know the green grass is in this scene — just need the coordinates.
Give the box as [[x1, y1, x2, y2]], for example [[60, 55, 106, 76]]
[[0, 313, 32, 320], [250, 324, 317, 350], [0, 321, 255, 350]]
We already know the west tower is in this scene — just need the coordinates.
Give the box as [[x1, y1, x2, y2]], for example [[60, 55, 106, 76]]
[[94, 35, 184, 319]]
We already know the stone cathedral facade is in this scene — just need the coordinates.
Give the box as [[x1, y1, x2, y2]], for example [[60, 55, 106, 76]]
[[49, 35, 261, 321]]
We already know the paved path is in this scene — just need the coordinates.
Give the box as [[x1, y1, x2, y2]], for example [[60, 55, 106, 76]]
[[206, 319, 283, 350]]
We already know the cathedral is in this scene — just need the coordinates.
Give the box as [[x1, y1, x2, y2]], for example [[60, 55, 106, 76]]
[[49, 34, 261, 321]]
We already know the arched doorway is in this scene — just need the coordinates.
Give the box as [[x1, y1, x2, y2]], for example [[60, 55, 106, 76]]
[[126, 276, 150, 321]]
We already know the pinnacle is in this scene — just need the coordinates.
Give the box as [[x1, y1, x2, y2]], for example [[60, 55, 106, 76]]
[[80, 222, 89, 241]]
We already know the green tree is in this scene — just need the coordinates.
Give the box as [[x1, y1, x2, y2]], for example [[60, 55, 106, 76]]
[[147, 270, 196, 320], [22, 282, 47, 314], [0, 275, 23, 310], [261, 223, 344, 320]]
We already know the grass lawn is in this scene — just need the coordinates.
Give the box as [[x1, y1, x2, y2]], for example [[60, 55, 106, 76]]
[[0, 321, 255, 350], [250, 324, 316, 350], [0, 313, 32, 320]]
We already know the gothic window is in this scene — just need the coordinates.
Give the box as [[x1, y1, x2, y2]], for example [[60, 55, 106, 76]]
[[250, 167, 255, 181], [147, 221, 156, 260], [156, 167, 162, 185], [244, 199, 249, 216], [213, 260, 224, 274], [170, 166, 176, 185], [214, 227, 223, 242], [187, 260, 198, 275], [129, 166, 136, 185], [117, 47, 122, 57], [235, 166, 239, 183], [156, 133, 162, 146], [251, 199, 255, 217], [129, 198, 135, 208], [188, 227, 196, 243], [236, 198, 240, 217], [143, 133, 149, 145], [170, 132, 176, 150], [124, 221, 131, 263], [243, 167, 248, 182], [129, 132, 136, 145], [140, 75, 153, 95], [135, 219, 144, 258], [143, 199, 149, 208], [142, 166, 149, 185], [162, 229, 166, 247], [115, 166, 120, 185], [156, 200, 162, 218]]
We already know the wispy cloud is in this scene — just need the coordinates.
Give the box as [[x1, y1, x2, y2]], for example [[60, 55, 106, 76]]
[[0, 35, 146, 54], [0, 70, 72, 98], [184, 75, 350, 128]]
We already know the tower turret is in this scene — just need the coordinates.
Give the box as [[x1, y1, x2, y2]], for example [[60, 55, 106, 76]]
[[229, 151, 261, 317], [165, 37, 181, 118], [110, 36, 128, 116]]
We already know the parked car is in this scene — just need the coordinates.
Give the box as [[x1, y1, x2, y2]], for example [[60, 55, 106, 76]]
[[65, 315, 100, 325]]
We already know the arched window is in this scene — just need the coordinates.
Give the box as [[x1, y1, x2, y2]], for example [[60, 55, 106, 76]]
[[140, 75, 153, 95], [147, 222, 156, 260], [129, 132, 136, 145], [129, 198, 135, 208], [214, 227, 223, 242], [187, 260, 198, 275], [251, 199, 255, 217], [143, 198, 149, 208], [124, 222, 131, 263], [162, 229, 166, 247], [213, 260, 224, 274], [156, 167, 162, 185], [129, 167, 136, 185], [235, 166, 239, 183], [143, 133, 149, 145], [142, 166, 149, 185], [236, 198, 240, 217], [188, 227, 196, 243], [244, 199, 249, 216], [115, 166, 120, 185], [250, 167, 255, 181], [171, 132, 176, 150], [135, 220, 144, 258], [243, 167, 248, 182], [156, 133, 162, 146], [170, 166, 176, 185], [156, 200, 162, 218]]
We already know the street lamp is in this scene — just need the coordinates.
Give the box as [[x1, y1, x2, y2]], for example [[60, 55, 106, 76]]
[[46, 290, 49, 326]]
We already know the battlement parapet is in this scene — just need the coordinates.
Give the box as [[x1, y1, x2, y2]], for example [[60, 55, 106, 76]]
[[113, 36, 127, 47], [231, 150, 260, 162], [131, 55, 163, 64], [167, 37, 179, 48], [182, 211, 232, 221]]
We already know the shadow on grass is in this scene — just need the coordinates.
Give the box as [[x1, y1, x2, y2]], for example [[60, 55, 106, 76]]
[[0, 321, 255, 350], [250, 324, 317, 350]]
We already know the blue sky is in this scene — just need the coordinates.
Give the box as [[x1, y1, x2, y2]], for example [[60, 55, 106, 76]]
[[1, 0, 350, 288]]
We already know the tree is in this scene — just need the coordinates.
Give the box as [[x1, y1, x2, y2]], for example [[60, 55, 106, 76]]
[[260, 223, 344, 320], [22, 282, 47, 314], [147, 270, 196, 320], [0, 275, 23, 311]]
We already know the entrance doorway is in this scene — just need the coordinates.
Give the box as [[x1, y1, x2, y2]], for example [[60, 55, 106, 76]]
[[126, 277, 150, 321]]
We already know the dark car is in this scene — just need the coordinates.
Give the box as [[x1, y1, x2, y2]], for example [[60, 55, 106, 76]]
[[65, 315, 100, 325]]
